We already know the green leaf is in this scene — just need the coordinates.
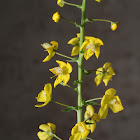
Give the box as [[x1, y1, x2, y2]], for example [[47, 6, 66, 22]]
[[74, 88, 78, 92], [73, 80, 82, 85], [86, 137, 93, 140], [61, 106, 77, 112], [82, 100, 100, 106], [66, 57, 78, 62]]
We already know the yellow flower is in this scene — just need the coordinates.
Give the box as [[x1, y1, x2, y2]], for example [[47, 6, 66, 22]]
[[94, 62, 115, 86], [80, 36, 103, 60], [95, 0, 102, 2], [84, 105, 100, 133], [68, 34, 103, 59], [52, 12, 61, 22], [57, 0, 64, 7], [68, 33, 80, 56], [69, 122, 90, 140], [111, 22, 119, 31], [98, 88, 124, 119], [37, 123, 56, 140], [50, 60, 72, 88], [35, 83, 52, 107], [41, 41, 58, 62]]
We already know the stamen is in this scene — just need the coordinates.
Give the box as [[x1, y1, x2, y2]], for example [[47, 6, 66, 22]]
[[50, 75, 57, 79]]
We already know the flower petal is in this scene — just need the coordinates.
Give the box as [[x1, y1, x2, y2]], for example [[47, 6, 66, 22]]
[[94, 74, 103, 87], [50, 41, 58, 50], [109, 96, 124, 113], [105, 88, 116, 96], [66, 62, 72, 73], [95, 38, 104, 46], [84, 49, 94, 60], [98, 104, 109, 119], [56, 60, 67, 68], [47, 123, 56, 133], [35, 94, 51, 108], [102, 73, 112, 86], [80, 40, 89, 50], [63, 74, 70, 85], [86, 105, 95, 117], [71, 46, 80, 56], [81, 130, 90, 139], [77, 33, 80, 38], [95, 46, 100, 59], [37, 131, 49, 140], [54, 75, 63, 88], [107, 66, 116, 75], [44, 83, 52, 96], [96, 68, 103, 75], [68, 37, 79, 45], [92, 113, 100, 122], [39, 124, 51, 132], [86, 119, 96, 133], [36, 91, 47, 102], [103, 62, 112, 71], [43, 55, 52, 62], [69, 133, 81, 140]]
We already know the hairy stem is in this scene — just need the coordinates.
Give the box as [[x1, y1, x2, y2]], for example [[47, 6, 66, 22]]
[[77, 0, 87, 123]]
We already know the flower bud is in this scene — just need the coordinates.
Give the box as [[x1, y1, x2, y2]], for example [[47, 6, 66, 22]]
[[95, 0, 102, 3], [52, 12, 61, 22], [111, 22, 119, 31], [57, 0, 65, 7]]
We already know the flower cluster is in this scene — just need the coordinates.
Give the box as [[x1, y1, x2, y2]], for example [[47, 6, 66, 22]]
[[35, 0, 123, 140]]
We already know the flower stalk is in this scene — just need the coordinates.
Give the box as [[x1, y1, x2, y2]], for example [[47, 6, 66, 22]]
[[55, 52, 73, 59], [53, 134, 62, 140], [52, 100, 70, 107], [77, 0, 87, 123], [86, 97, 102, 103], [64, 1, 81, 8]]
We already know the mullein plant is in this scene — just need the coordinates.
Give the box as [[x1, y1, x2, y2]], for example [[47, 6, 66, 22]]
[[35, 0, 124, 140]]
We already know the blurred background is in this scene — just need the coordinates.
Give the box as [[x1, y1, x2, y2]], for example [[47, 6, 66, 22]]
[[0, 0, 140, 139]]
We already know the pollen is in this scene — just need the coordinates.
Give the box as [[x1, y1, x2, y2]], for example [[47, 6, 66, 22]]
[[86, 43, 95, 53]]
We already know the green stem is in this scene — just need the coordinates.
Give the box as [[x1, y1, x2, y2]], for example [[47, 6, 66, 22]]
[[64, 1, 81, 8], [77, 0, 87, 123], [66, 84, 75, 89], [86, 97, 102, 103], [89, 18, 112, 23], [53, 134, 62, 140], [86, 137, 93, 140], [61, 17, 80, 27], [52, 100, 70, 107], [56, 52, 73, 59]]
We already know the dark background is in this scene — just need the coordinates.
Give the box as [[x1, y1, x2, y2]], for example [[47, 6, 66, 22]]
[[0, 0, 140, 139]]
